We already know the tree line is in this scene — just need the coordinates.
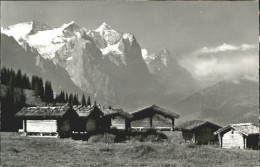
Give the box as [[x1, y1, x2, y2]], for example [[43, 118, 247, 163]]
[[1, 68, 30, 89], [1, 67, 92, 105], [1, 67, 55, 103], [55, 91, 91, 106], [1, 67, 92, 131]]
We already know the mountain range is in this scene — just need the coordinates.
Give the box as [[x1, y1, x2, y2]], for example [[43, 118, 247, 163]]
[[1, 21, 258, 124], [1, 21, 198, 108]]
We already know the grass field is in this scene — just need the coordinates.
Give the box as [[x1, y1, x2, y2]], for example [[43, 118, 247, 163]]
[[0, 132, 258, 167]]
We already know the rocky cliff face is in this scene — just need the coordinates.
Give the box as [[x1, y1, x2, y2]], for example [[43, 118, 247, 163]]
[[142, 48, 198, 96]]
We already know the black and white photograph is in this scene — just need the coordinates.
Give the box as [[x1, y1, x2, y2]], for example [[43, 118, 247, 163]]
[[0, 1, 259, 167]]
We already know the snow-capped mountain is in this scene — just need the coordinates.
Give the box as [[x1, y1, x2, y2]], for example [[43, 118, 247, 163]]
[[1, 21, 51, 45], [1, 33, 83, 95], [1, 21, 198, 109], [2, 21, 86, 60]]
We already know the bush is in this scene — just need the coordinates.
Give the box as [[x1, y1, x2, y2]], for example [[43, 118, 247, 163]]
[[186, 143, 196, 148], [143, 134, 163, 142], [88, 133, 115, 143], [128, 130, 168, 143], [129, 134, 143, 142]]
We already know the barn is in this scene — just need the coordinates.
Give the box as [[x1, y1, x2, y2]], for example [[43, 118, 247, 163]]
[[73, 104, 104, 132], [101, 108, 133, 131], [176, 120, 222, 144], [15, 105, 79, 138], [130, 105, 180, 131], [213, 123, 259, 149]]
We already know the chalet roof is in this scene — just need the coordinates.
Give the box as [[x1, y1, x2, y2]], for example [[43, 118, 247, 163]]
[[73, 105, 103, 117], [176, 120, 222, 131], [15, 105, 72, 119], [131, 105, 180, 120], [102, 108, 133, 119], [214, 123, 259, 136]]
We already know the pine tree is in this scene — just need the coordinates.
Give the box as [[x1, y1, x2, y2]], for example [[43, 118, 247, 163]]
[[44, 81, 53, 103], [15, 69, 22, 88], [8, 75, 15, 90], [65, 92, 69, 103], [81, 94, 86, 106], [68, 93, 73, 105], [38, 78, 44, 99], [22, 74, 30, 89], [1, 67, 7, 84], [31, 76, 36, 90], [31, 76, 44, 99], [14, 88, 26, 111], [87, 96, 91, 106], [73, 94, 79, 105], [56, 91, 66, 103]]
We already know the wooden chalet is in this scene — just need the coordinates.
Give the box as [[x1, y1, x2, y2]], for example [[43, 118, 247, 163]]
[[73, 104, 104, 132], [176, 120, 222, 144], [214, 123, 259, 149], [15, 105, 79, 138], [101, 108, 133, 131], [130, 105, 180, 131]]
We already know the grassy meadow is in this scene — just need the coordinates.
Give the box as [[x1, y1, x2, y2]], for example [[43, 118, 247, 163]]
[[0, 132, 258, 167]]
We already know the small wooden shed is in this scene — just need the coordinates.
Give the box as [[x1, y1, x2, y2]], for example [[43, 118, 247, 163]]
[[214, 123, 259, 149], [15, 105, 79, 138], [130, 105, 180, 131], [176, 120, 222, 144], [73, 104, 104, 132], [101, 108, 133, 131]]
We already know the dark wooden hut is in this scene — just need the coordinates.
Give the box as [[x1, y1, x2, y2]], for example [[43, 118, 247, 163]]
[[15, 105, 79, 138], [214, 123, 259, 149], [130, 105, 180, 131], [73, 104, 104, 132], [176, 120, 221, 144], [101, 108, 133, 131]]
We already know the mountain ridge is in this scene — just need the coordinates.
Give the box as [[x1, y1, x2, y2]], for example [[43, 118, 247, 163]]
[[2, 21, 198, 110]]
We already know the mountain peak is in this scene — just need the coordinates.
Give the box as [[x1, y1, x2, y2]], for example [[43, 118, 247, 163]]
[[122, 33, 135, 43], [62, 21, 75, 27], [1, 21, 51, 43], [96, 22, 113, 32], [101, 22, 109, 27], [61, 21, 82, 33], [61, 21, 78, 29]]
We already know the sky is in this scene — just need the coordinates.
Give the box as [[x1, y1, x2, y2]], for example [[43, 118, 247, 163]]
[[1, 1, 258, 84]]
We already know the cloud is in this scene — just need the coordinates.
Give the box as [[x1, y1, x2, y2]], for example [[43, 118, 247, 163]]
[[179, 43, 258, 85], [193, 43, 257, 55], [193, 56, 258, 82]]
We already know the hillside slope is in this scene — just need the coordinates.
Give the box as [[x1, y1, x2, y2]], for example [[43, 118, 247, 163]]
[[1, 84, 45, 107], [174, 79, 258, 125]]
